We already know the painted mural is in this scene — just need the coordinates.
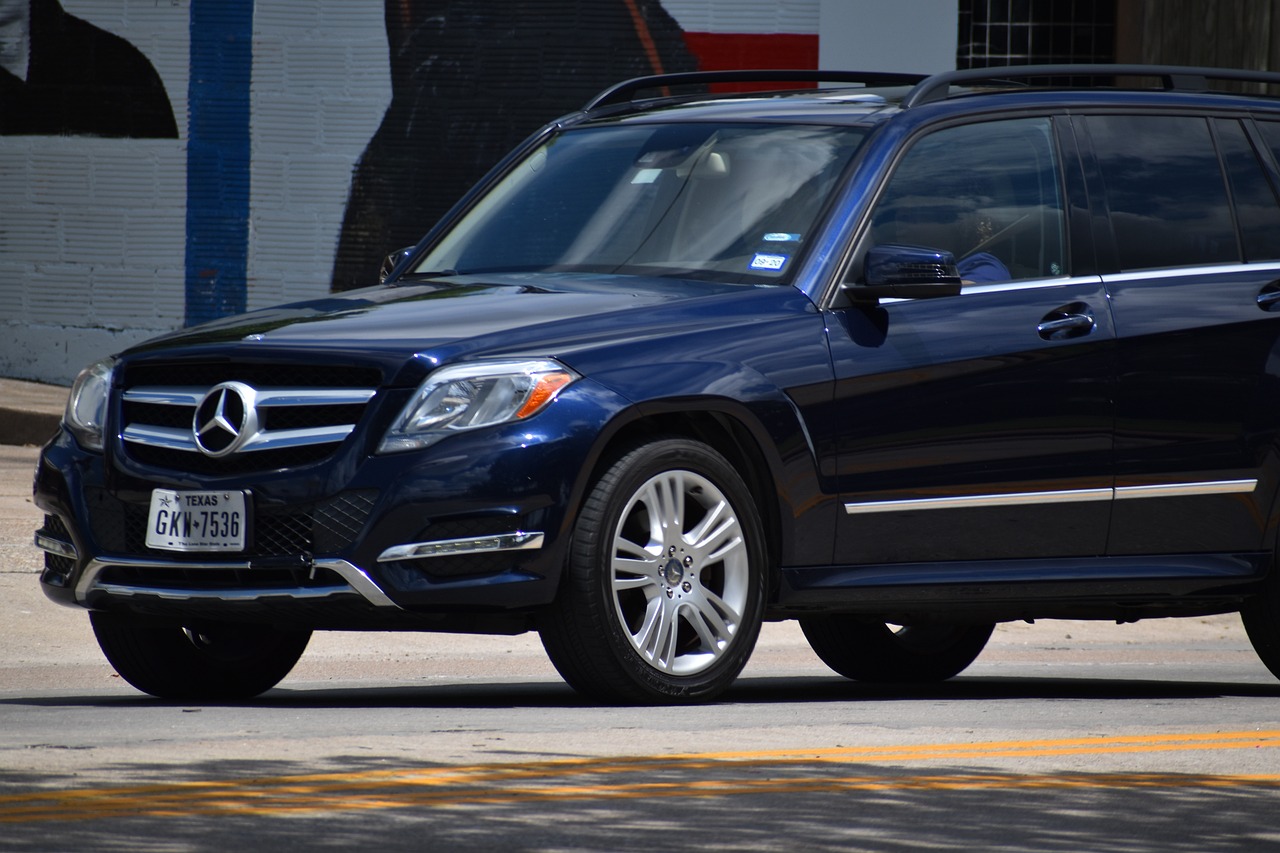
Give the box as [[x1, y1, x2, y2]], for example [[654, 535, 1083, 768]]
[[0, 0, 176, 137], [331, 1, 818, 291], [331, 1, 696, 291], [0, 0, 818, 384]]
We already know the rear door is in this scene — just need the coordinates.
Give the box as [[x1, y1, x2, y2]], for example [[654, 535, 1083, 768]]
[[1080, 113, 1280, 554]]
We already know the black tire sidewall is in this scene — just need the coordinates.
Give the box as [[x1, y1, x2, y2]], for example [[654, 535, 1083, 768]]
[[90, 612, 311, 700], [800, 617, 993, 683], [1242, 573, 1280, 681]]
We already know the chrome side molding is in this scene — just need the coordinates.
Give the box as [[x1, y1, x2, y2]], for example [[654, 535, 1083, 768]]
[[845, 479, 1258, 515]]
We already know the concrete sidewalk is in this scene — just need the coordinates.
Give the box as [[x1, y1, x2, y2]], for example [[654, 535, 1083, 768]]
[[0, 379, 67, 447]]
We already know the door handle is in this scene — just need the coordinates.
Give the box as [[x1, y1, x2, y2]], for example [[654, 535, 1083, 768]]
[[1257, 282, 1280, 311], [1038, 303, 1095, 341]]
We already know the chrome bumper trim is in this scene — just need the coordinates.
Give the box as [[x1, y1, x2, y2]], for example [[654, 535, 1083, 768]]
[[315, 558, 400, 608], [377, 531, 545, 563], [121, 422, 357, 453], [90, 582, 355, 602], [72, 556, 401, 609]]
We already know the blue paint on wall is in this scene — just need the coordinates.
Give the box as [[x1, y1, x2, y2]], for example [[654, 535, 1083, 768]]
[[184, 0, 253, 326]]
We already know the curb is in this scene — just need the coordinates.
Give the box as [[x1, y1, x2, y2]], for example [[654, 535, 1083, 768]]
[[0, 379, 68, 447]]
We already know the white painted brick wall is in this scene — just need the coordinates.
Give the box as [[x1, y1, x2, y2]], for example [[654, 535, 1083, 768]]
[[248, 5, 390, 312], [0, 1, 190, 383], [0, 0, 388, 384]]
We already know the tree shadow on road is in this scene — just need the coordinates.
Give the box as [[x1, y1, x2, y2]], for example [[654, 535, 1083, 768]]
[[7, 673, 1280, 711], [3, 745, 1280, 852]]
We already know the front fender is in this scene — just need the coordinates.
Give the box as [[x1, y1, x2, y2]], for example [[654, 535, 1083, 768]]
[[581, 354, 837, 568]]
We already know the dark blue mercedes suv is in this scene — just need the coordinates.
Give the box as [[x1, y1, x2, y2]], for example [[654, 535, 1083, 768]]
[[34, 65, 1280, 703]]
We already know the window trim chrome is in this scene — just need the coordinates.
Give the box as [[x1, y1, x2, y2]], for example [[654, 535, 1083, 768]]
[[1099, 260, 1280, 282]]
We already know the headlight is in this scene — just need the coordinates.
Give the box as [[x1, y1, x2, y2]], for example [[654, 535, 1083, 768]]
[[64, 356, 116, 452], [379, 359, 578, 453]]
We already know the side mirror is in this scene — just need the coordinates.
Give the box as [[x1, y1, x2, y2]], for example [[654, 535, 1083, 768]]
[[379, 247, 415, 283], [849, 244, 963, 301]]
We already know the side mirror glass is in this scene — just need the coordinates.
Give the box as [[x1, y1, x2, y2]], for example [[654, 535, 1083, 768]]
[[380, 247, 415, 283], [852, 244, 963, 301]]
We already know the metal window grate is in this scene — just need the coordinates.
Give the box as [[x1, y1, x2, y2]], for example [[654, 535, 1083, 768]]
[[957, 0, 1116, 71]]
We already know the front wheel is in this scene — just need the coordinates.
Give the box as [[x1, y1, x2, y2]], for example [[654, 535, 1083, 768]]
[[800, 617, 993, 683], [539, 438, 767, 704], [90, 612, 311, 700]]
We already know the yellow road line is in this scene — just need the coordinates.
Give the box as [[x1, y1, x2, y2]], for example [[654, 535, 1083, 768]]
[[3, 729, 1279, 824]]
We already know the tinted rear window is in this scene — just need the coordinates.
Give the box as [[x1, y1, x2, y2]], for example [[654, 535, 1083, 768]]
[[1086, 115, 1237, 271], [1216, 118, 1280, 262]]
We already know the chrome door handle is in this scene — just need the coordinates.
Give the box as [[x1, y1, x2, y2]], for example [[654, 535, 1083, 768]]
[[1038, 304, 1095, 341], [1257, 284, 1280, 311]]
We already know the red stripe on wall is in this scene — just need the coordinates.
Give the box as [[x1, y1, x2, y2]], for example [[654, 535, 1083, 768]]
[[681, 32, 820, 91]]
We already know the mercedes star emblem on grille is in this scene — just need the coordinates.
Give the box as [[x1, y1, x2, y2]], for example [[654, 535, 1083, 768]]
[[193, 382, 260, 457]]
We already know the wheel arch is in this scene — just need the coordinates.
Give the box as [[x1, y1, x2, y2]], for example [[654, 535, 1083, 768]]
[[568, 403, 789, 600]]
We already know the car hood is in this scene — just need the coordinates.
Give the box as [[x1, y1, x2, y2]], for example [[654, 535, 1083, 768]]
[[126, 273, 772, 376]]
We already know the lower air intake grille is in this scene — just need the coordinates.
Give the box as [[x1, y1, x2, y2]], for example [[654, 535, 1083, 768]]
[[89, 489, 378, 559]]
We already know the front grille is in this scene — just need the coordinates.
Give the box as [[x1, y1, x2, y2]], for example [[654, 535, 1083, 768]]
[[125, 443, 337, 475], [314, 491, 379, 552], [123, 363, 382, 389], [41, 513, 71, 540], [118, 361, 383, 474], [122, 401, 370, 435], [38, 515, 77, 583], [89, 489, 378, 559], [43, 552, 75, 580]]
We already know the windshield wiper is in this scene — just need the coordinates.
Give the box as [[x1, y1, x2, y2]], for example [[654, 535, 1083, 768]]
[[393, 269, 459, 282]]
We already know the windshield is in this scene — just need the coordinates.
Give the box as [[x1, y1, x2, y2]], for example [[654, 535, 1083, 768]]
[[412, 123, 868, 284]]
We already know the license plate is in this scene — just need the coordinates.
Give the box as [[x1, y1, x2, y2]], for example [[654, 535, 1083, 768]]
[[145, 489, 247, 552]]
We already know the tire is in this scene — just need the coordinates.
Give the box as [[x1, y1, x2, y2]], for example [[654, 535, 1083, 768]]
[[799, 617, 994, 683], [90, 612, 311, 700], [539, 437, 767, 704], [1242, 576, 1280, 681]]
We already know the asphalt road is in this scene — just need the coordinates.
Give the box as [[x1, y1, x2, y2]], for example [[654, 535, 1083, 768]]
[[3, 443, 1280, 851]]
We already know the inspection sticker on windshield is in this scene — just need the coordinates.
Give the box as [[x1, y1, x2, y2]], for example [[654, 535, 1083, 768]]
[[762, 232, 801, 242], [146, 489, 247, 552], [750, 253, 788, 271]]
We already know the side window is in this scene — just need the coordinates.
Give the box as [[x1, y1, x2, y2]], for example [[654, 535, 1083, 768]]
[[866, 117, 1066, 283], [1257, 120, 1280, 173], [1086, 115, 1237, 271], [1233, 120, 1280, 261]]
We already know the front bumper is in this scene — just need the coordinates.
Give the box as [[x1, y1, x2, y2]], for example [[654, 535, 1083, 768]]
[[33, 382, 626, 630]]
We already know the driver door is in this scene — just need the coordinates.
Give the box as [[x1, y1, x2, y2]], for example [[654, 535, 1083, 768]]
[[825, 115, 1116, 566]]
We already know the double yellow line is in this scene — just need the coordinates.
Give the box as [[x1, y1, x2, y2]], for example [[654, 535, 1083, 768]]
[[4, 729, 1280, 824]]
